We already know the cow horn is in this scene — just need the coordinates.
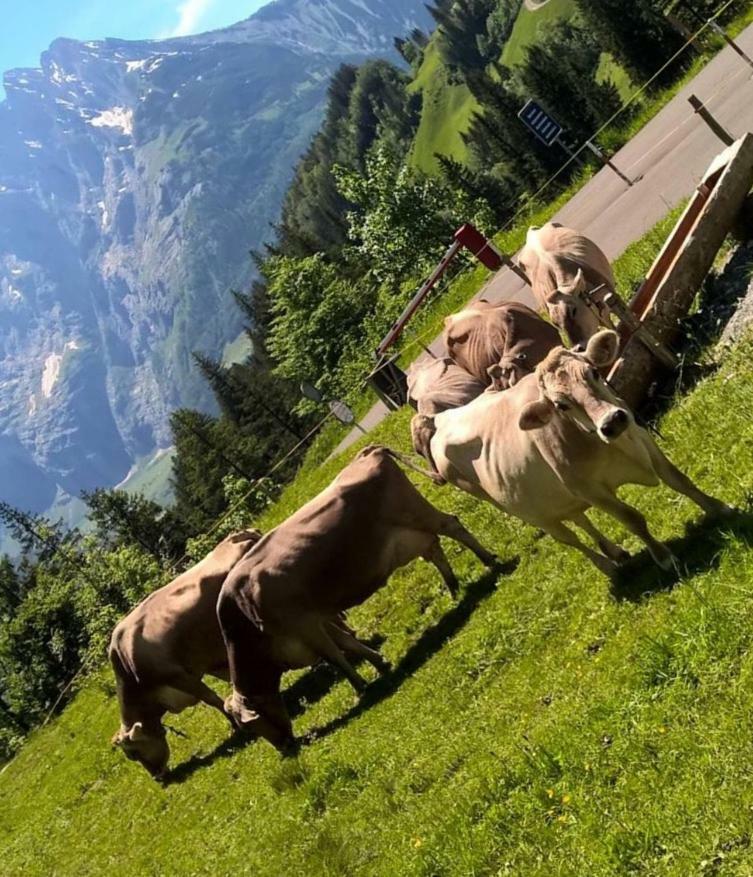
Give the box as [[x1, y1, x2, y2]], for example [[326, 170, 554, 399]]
[[562, 268, 586, 297]]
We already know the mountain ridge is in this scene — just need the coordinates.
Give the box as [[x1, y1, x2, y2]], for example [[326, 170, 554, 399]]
[[0, 0, 433, 516]]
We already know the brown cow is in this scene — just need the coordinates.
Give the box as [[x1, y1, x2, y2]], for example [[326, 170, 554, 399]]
[[109, 530, 261, 778], [517, 222, 617, 346], [443, 300, 561, 389], [407, 356, 486, 416], [217, 445, 497, 751], [428, 331, 732, 577]]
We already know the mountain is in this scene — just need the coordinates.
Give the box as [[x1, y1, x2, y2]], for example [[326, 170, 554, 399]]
[[0, 0, 433, 515]]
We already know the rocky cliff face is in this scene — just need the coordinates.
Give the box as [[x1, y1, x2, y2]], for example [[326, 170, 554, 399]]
[[0, 0, 432, 513]]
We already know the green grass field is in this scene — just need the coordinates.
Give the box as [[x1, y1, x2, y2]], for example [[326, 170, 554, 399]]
[[409, 0, 578, 173], [409, 42, 477, 174], [4, 212, 753, 874], [501, 0, 576, 66]]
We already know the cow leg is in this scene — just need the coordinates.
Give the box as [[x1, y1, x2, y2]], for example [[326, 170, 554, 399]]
[[423, 538, 461, 598], [437, 514, 498, 568], [585, 491, 675, 570], [570, 512, 630, 564], [541, 520, 618, 578], [326, 622, 391, 675], [646, 441, 733, 517], [303, 625, 369, 694], [218, 592, 295, 749], [162, 670, 228, 719]]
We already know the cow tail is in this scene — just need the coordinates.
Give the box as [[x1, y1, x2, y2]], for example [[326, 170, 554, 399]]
[[380, 426, 446, 486]]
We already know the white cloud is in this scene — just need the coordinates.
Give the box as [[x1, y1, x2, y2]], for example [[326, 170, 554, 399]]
[[169, 0, 215, 37]]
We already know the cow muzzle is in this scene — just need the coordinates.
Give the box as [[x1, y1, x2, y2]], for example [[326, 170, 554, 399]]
[[597, 408, 629, 441]]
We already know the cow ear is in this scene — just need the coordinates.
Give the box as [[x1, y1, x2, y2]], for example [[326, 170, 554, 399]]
[[584, 330, 619, 368], [519, 399, 554, 431]]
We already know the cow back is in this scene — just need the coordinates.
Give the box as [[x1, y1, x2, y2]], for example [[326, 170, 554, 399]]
[[443, 300, 515, 384], [407, 356, 485, 415], [520, 223, 615, 301], [110, 529, 262, 686]]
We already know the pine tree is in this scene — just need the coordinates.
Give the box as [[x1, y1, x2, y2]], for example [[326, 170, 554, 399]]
[[0, 555, 21, 615], [429, 0, 498, 75], [437, 154, 515, 224], [463, 68, 561, 191], [81, 488, 187, 561], [576, 0, 685, 88], [516, 21, 622, 144]]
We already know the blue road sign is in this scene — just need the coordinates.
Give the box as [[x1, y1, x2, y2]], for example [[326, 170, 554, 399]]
[[518, 99, 563, 147]]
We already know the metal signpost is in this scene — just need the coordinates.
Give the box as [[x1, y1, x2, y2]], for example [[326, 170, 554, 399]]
[[518, 98, 634, 186], [517, 99, 563, 146], [300, 382, 367, 433]]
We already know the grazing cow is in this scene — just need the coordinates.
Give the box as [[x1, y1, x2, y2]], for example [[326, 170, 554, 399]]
[[218, 445, 497, 751], [407, 356, 486, 416], [517, 223, 617, 345], [110, 530, 262, 778], [443, 300, 561, 388], [407, 357, 485, 476], [428, 330, 731, 577]]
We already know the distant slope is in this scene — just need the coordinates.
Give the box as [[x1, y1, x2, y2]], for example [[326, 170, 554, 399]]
[[409, 41, 477, 173], [501, 0, 576, 66], [0, 0, 434, 519]]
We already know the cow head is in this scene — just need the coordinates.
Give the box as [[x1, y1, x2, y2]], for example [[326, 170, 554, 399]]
[[112, 721, 170, 780], [487, 351, 530, 391], [545, 270, 603, 347], [519, 330, 631, 442]]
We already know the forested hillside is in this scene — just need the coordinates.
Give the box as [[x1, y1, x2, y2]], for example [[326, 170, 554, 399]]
[[0, 0, 746, 766], [0, 0, 434, 522]]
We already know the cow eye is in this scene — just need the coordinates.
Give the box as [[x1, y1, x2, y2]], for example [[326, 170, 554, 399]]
[[516, 352, 527, 362], [554, 400, 570, 411]]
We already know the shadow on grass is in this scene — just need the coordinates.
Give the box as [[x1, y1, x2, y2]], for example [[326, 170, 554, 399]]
[[610, 507, 753, 602], [302, 558, 518, 746], [637, 242, 753, 428], [164, 558, 517, 783]]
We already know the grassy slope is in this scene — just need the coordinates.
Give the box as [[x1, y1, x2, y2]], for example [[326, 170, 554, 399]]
[[409, 41, 477, 174], [4, 217, 753, 875], [501, 0, 576, 66], [117, 448, 177, 508], [409, 0, 579, 173]]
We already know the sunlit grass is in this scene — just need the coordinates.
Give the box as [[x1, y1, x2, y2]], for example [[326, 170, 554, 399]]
[[4, 222, 753, 876]]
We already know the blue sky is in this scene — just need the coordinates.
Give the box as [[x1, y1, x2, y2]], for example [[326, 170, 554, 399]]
[[1, 0, 271, 97]]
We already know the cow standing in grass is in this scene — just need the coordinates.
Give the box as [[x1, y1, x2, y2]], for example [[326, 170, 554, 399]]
[[110, 530, 261, 778], [218, 445, 497, 752], [443, 299, 562, 389], [412, 302, 561, 475], [517, 222, 619, 346], [427, 330, 732, 577]]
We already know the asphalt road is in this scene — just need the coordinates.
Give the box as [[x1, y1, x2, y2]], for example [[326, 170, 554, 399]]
[[334, 22, 753, 456]]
